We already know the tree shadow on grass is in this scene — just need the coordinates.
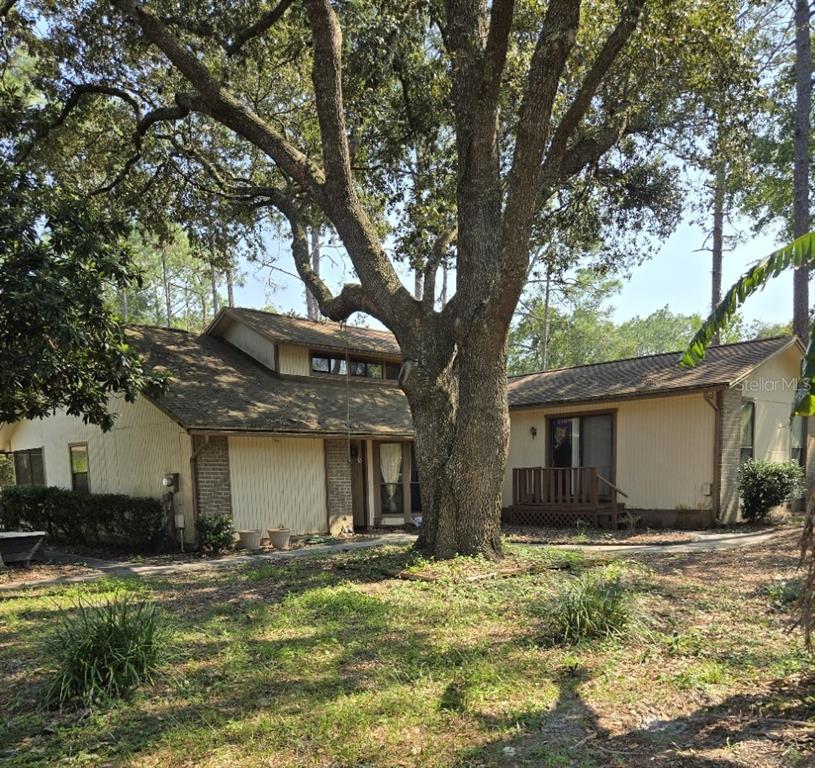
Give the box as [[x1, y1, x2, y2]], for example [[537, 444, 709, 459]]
[[454, 668, 815, 767]]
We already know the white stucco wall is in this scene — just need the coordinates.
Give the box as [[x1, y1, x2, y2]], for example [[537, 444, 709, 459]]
[[1, 396, 195, 538], [505, 393, 717, 511]]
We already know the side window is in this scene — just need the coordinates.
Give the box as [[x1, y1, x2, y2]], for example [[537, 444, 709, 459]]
[[70, 443, 90, 494], [740, 402, 755, 463], [13, 448, 45, 486]]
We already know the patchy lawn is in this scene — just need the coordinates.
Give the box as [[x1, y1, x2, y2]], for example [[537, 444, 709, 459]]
[[0, 533, 813, 767]]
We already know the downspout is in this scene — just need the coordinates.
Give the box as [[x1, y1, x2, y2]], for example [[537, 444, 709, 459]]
[[703, 390, 722, 522]]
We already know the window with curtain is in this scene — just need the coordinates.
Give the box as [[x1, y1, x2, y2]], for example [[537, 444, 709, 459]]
[[740, 402, 755, 463], [70, 444, 90, 493], [379, 442, 404, 515], [13, 448, 45, 486]]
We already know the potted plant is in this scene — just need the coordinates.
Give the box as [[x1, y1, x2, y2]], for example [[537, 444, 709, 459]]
[[237, 529, 262, 552], [267, 525, 291, 550]]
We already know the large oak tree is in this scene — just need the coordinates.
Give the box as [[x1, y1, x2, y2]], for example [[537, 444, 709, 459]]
[[3, 0, 738, 557]]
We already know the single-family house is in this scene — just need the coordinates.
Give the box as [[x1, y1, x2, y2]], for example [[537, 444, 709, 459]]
[[0, 308, 808, 539]]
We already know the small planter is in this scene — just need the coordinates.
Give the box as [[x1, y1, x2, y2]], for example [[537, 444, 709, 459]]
[[267, 527, 292, 550], [237, 529, 262, 552]]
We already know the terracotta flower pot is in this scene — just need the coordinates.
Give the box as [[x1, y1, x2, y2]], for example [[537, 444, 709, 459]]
[[237, 529, 262, 552], [267, 528, 291, 550]]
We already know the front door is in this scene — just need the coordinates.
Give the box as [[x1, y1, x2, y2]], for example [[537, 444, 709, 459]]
[[549, 413, 614, 497], [350, 441, 367, 529]]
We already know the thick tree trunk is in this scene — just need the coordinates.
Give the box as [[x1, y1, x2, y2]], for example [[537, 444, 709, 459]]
[[407, 325, 508, 560], [794, 0, 811, 343], [711, 160, 725, 345]]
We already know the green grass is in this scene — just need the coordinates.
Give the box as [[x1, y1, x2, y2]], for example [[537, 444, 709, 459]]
[[0, 542, 812, 767]]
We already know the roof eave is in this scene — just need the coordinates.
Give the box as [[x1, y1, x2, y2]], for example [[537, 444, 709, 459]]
[[508, 383, 728, 411], [727, 336, 802, 389]]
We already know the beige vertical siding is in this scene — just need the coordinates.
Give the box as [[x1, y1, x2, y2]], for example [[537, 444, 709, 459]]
[[278, 344, 311, 376], [505, 393, 716, 511], [3, 397, 195, 538], [220, 319, 276, 370], [228, 435, 327, 534], [739, 344, 801, 463]]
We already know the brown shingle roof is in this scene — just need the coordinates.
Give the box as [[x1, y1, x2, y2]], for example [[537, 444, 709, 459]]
[[217, 307, 401, 357], [127, 326, 412, 436], [508, 336, 799, 409]]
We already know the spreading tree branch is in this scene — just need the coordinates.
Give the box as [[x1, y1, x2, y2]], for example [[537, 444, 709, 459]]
[[225, 0, 295, 56], [114, 0, 415, 328], [543, 0, 645, 177], [496, 0, 581, 312]]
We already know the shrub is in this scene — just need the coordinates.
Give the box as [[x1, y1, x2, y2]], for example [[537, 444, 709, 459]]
[[0, 485, 165, 551], [0, 454, 13, 487], [42, 596, 168, 709], [196, 513, 234, 554], [738, 460, 805, 521], [545, 564, 637, 644]]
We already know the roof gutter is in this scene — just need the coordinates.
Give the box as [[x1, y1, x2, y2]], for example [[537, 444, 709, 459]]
[[186, 427, 415, 440]]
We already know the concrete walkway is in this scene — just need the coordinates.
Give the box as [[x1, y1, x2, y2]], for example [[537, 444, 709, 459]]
[[544, 527, 786, 554], [0, 528, 787, 591], [0, 533, 418, 591]]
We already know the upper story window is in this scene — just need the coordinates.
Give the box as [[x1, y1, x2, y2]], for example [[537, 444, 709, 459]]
[[13, 448, 45, 486], [311, 353, 400, 380]]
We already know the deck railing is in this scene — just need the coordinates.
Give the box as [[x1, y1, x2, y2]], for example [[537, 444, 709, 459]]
[[511, 466, 627, 527]]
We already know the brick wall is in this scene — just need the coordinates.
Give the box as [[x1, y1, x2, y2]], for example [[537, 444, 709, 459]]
[[193, 435, 233, 520], [718, 387, 742, 524], [324, 439, 353, 535]]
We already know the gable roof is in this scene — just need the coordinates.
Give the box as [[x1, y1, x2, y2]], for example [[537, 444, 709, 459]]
[[508, 336, 800, 409], [209, 307, 401, 358], [127, 326, 412, 436]]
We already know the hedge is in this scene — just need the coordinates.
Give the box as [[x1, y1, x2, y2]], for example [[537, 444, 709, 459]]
[[0, 485, 166, 551], [738, 459, 806, 521]]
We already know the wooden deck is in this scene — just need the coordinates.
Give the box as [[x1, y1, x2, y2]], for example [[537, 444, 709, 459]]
[[503, 466, 626, 529]]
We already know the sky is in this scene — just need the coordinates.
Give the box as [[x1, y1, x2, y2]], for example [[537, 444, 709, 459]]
[[231, 212, 794, 331]]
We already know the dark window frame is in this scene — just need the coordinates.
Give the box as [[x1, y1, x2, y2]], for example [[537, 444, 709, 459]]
[[310, 351, 400, 380], [13, 448, 45, 486], [544, 409, 617, 480], [740, 400, 755, 464], [69, 442, 90, 494]]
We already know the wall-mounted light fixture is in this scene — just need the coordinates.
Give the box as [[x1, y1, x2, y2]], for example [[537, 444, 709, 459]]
[[529, 426, 537, 439]]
